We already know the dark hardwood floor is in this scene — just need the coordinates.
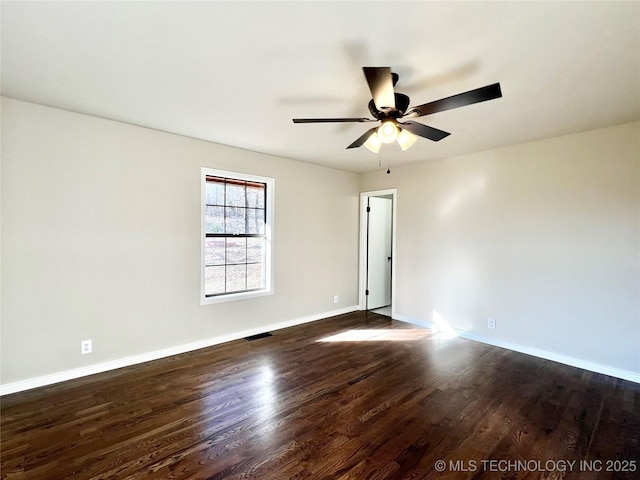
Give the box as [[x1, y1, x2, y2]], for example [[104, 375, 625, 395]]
[[1, 311, 639, 479]]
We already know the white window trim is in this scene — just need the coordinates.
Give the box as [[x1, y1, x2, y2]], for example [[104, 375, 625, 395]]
[[200, 167, 274, 305]]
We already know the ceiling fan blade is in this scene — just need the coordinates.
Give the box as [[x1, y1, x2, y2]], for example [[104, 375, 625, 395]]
[[407, 83, 502, 118], [398, 121, 450, 142], [363, 67, 396, 111], [346, 127, 379, 149], [293, 117, 375, 123]]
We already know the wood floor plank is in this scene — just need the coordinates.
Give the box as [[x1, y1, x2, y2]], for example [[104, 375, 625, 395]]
[[1, 311, 639, 479]]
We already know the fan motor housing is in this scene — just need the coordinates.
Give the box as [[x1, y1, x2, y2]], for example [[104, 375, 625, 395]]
[[368, 92, 411, 119]]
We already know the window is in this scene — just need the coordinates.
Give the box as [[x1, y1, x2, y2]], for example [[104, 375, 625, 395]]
[[201, 168, 274, 304]]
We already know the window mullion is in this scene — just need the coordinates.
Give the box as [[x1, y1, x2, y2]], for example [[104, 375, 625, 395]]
[[205, 233, 264, 238], [224, 179, 228, 236], [244, 182, 249, 235]]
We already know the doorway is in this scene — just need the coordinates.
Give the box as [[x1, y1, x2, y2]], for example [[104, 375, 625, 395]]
[[359, 189, 397, 317]]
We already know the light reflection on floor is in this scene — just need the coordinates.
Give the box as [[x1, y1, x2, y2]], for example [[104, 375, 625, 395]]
[[317, 328, 434, 342], [248, 363, 278, 439], [317, 311, 459, 343]]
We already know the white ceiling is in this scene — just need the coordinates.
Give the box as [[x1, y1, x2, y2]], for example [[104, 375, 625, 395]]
[[2, 1, 639, 173]]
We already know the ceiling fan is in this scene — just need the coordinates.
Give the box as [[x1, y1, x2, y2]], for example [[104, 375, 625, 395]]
[[292, 67, 502, 152]]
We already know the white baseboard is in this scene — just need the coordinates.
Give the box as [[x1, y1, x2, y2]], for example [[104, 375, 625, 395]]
[[393, 313, 640, 384], [0, 306, 359, 396]]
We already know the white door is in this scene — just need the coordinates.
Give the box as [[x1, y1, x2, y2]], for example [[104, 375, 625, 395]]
[[367, 197, 392, 309]]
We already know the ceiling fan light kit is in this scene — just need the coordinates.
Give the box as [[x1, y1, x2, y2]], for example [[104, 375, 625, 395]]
[[397, 129, 417, 151], [363, 133, 382, 153], [292, 67, 502, 155], [378, 120, 399, 144]]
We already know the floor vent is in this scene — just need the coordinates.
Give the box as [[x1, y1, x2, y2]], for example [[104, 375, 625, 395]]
[[245, 332, 273, 341]]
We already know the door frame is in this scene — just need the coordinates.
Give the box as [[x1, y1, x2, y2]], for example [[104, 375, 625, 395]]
[[359, 188, 397, 315]]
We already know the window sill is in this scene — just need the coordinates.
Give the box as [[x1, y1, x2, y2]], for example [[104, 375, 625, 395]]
[[200, 288, 273, 305]]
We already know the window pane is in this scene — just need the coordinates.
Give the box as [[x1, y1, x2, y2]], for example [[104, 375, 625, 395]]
[[246, 184, 265, 209], [247, 263, 264, 289], [226, 238, 247, 264], [226, 207, 245, 234], [246, 208, 265, 235], [205, 266, 225, 295], [226, 264, 246, 292], [226, 183, 246, 208], [205, 206, 225, 234], [205, 239, 225, 266], [205, 181, 225, 205], [247, 237, 264, 263], [203, 170, 272, 301]]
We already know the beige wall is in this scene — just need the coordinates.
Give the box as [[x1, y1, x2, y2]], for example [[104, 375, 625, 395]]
[[2, 97, 638, 389], [361, 122, 640, 375], [1, 97, 360, 384]]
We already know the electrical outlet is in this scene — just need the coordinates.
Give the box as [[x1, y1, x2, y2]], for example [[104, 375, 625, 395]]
[[487, 318, 496, 330], [81, 339, 92, 354], [333, 295, 339, 304]]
